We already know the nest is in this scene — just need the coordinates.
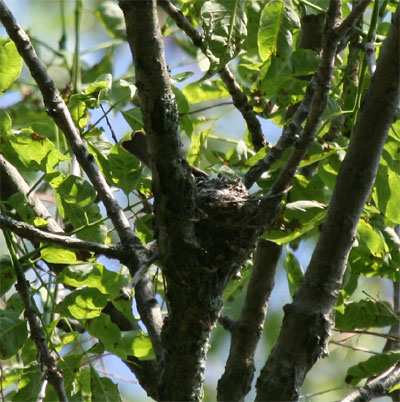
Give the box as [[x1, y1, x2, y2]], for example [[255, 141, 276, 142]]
[[194, 175, 261, 285]]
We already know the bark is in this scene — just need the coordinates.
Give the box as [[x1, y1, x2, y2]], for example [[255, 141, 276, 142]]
[[120, 2, 264, 399], [217, 240, 282, 401], [255, 4, 400, 400]]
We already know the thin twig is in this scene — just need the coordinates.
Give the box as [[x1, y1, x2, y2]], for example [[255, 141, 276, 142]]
[[330, 340, 379, 355], [363, 290, 400, 324], [100, 103, 118, 143], [334, 328, 400, 342], [158, 0, 266, 151]]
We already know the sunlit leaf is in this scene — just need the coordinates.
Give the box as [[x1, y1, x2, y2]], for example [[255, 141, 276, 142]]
[[261, 200, 327, 244], [0, 39, 22, 92], [41, 246, 77, 264], [258, 1, 300, 62], [121, 331, 155, 360], [357, 219, 389, 257], [182, 79, 230, 103], [58, 263, 129, 299], [55, 287, 107, 319], [12, 365, 42, 402]]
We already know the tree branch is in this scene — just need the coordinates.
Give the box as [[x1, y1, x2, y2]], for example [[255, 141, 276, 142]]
[[0, 0, 146, 270], [0, 157, 160, 397], [0, 154, 63, 234], [335, 0, 371, 37], [158, 0, 266, 151], [243, 78, 316, 189], [217, 240, 282, 401], [341, 362, 400, 402], [0, 2, 164, 378], [2, 230, 68, 402], [0, 215, 126, 260], [255, 1, 400, 399], [244, 0, 371, 189]]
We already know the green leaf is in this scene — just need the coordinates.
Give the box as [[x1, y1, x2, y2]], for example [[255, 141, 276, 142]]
[[95, 1, 126, 40], [345, 352, 400, 385], [182, 79, 230, 103], [54, 287, 107, 319], [135, 215, 154, 244], [40, 246, 77, 264], [13, 364, 42, 402], [58, 263, 129, 299], [201, 0, 247, 73], [86, 313, 122, 356], [54, 175, 106, 243], [223, 263, 252, 302], [283, 251, 303, 298], [0, 309, 28, 359], [0, 255, 16, 297], [261, 200, 327, 244], [0, 109, 12, 136], [335, 299, 398, 330], [0, 130, 64, 172], [258, 1, 300, 62], [68, 95, 88, 130], [121, 108, 143, 131], [357, 219, 389, 257], [77, 367, 92, 400], [290, 49, 320, 76], [0, 39, 22, 92], [90, 366, 122, 402], [374, 164, 400, 224], [109, 141, 142, 194], [121, 331, 155, 360]]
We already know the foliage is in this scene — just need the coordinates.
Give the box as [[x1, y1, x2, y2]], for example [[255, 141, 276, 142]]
[[0, 0, 399, 401]]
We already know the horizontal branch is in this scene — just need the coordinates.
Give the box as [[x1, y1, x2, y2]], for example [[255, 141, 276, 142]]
[[0, 215, 126, 260]]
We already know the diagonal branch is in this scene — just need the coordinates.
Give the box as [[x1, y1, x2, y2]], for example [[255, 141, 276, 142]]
[[341, 362, 400, 402], [255, 1, 399, 400], [243, 78, 316, 189], [0, 1, 164, 369], [2, 230, 68, 402], [0, 0, 145, 269], [158, 0, 266, 151], [0, 154, 63, 234], [217, 240, 282, 401], [244, 0, 371, 189], [0, 156, 160, 397]]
